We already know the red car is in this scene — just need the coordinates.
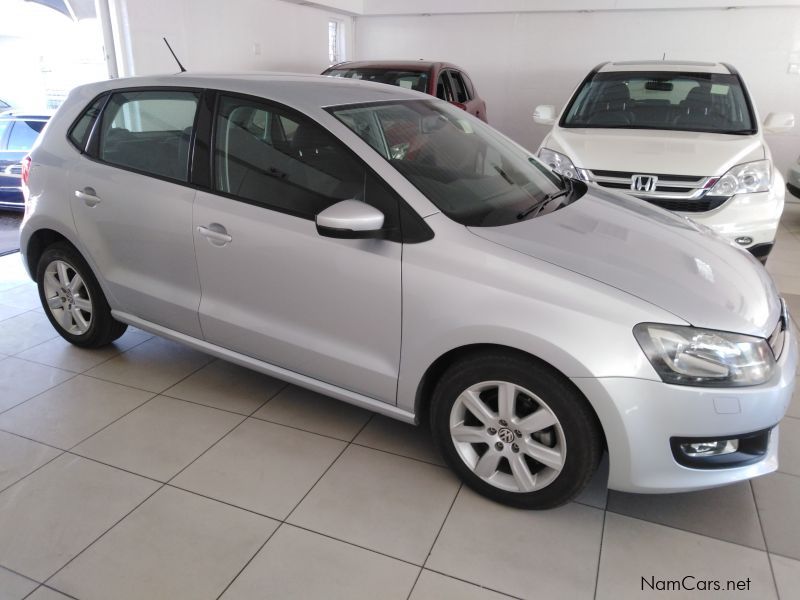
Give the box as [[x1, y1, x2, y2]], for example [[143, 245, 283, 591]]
[[322, 60, 488, 122]]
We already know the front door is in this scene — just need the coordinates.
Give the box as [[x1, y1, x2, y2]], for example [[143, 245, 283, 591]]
[[69, 89, 203, 337], [193, 94, 402, 402]]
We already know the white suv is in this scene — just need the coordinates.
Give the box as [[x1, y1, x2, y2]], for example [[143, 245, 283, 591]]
[[534, 60, 795, 263]]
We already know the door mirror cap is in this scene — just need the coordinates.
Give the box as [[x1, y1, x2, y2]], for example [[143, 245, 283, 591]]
[[763, 112, 795, 133], [316, 199, 385, 239], [533, 105, 556, 125]]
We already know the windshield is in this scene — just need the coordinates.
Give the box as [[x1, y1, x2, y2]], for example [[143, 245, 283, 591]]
[[325, 68, 429, 94], [329, 100, 566, 226], [562, 71, 756, 134]]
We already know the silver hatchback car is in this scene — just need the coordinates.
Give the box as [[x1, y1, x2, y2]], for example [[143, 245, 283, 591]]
[[20, 74, 797, 508]]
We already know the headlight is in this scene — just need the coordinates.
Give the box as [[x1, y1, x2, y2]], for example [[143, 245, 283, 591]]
[[708, 160, 771, 196], [633, 323, 775, 387], [538, 148, 580, 179]]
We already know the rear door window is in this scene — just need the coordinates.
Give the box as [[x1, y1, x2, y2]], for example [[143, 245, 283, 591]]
[[449, 71, 470, 103], [97, 90, 200, 182], [436, 72, 453, 102]]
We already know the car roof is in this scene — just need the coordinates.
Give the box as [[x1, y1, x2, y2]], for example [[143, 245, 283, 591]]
[[73, 72, 428, 112], [597, 60, 733, 74], [0, 109, 51, 119], [325, 60, 461, 72]]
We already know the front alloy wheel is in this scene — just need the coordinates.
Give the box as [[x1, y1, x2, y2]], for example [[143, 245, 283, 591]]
[[450, 381, 566, 493], [431, 353, 602, 509]]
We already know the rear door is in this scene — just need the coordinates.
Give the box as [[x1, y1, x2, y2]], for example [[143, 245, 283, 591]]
[[69, 88, 204, 337]]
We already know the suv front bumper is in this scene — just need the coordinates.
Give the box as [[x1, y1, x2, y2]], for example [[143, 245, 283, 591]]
[[571, 319, 797, 494], [680, 171, 786, 260]]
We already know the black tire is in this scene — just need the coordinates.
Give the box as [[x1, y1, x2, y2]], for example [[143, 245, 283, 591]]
[[36, 242, 127, 348], [430, 352, 602, 509]]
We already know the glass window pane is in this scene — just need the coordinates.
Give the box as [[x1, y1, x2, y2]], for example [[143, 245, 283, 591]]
[[330, 100, 560, 227], [98, 90, 199, 182], [7, 120, 45, 151], [562, 71, 754, 134], [69, 96, 105, 151], [214, 95, 398, 229]]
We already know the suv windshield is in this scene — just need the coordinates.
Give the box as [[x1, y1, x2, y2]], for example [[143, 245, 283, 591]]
[[329, 100, 567, 227], [325, 68, 429, 93], [562, 71, 755, 135]]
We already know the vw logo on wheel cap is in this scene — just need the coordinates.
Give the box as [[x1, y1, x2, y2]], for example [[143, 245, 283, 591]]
[[498, 428, 515, 443]]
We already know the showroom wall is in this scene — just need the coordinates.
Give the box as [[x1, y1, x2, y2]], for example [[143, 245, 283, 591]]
[[355, 5, 800, 175], [107, 0, 354, 78]]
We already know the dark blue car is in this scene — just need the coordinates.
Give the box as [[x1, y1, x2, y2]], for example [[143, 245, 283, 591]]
[[0, 112, 50, 211]]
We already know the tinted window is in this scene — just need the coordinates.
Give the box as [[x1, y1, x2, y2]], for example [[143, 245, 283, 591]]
[[69, 96, 106, 151], [436, 73, 453, 101], [462, 73, 476, 98], [98, 90, 199, 182], [214, 95, 399, 230], [449, 71, 469, 103], [326, 68, 429, 93], [562, 71, 755, 134], [7, 120, 46, 151], [330, 100, 563, 227]]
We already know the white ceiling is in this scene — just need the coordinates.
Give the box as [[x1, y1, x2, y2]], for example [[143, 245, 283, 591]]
[[287, 0, 800, 16]]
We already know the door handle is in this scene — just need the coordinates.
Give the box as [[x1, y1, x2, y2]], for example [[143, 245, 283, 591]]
[[75, 187, 101, 207], [197, 224, 232, 244]]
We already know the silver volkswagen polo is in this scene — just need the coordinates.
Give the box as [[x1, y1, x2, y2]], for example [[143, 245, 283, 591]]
[[19, 74, 797, 508]]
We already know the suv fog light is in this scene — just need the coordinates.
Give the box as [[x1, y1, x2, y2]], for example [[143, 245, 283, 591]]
[[680, 439, 739, 457], [735, 236, 753, 246]]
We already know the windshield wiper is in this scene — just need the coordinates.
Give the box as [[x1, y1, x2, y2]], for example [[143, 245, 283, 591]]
[[516, 177, 574, 220]]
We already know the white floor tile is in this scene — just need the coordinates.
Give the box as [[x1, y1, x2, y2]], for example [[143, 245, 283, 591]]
[[51, 486, 277, 600]]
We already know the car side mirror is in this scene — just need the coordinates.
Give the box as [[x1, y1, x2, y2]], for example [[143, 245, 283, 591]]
[[533, 105, 556, 125], [316, 199, 385, 239], [763, 112, 795, 133]]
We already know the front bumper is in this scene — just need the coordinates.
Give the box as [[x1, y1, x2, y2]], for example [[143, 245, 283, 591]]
[[571, 319, 797, 493], [680, 172, 785, 251]]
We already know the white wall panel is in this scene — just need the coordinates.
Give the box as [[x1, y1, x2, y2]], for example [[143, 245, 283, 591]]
[[110, 0, 354, 77], [356, 7, 800, 175]]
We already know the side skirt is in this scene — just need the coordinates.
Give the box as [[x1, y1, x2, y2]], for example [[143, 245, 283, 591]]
[[111, 310, 417, 425]]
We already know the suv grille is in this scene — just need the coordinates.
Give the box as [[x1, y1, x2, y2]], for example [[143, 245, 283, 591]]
[[585, 169, 727, 213]]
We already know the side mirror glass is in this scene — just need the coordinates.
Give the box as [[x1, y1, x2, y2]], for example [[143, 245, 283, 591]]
[[316, 199, 385, 239], [533, 104, 556, 125], [763, 112, 795, 133]]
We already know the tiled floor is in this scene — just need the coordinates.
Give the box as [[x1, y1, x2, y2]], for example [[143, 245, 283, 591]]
[[0, 205, 799, 599]]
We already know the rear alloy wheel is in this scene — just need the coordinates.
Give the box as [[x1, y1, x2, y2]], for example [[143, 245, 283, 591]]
[[36, 242, 127, 348], [42, 259, 94, 336], [431, 353, 602, 509]]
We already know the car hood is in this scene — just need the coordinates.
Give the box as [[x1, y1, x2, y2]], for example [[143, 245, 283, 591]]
[[546, 127, 765, 176], [469, 187, 781, 337]]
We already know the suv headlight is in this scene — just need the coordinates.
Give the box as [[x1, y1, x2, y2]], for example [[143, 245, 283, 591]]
[[708, 160, 771, 196], [538, 148, 580, 179], [633, 323, 776, 387]]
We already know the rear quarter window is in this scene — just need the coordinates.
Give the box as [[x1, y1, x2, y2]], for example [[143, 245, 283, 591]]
[[68, 95, 107, 151]]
